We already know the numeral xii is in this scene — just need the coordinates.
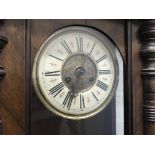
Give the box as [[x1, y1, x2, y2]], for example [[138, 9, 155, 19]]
[[76, 37, 83, 52]]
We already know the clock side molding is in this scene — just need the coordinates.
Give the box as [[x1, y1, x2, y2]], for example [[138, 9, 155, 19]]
[[0, 20, 8, 80], [139, 20, 155, 134], [0, 20, 8, 134]]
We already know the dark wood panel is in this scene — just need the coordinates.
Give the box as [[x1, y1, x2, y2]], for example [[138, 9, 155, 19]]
[[0, 20, 25, 134]]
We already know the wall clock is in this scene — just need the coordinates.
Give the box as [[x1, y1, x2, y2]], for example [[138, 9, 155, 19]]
[[32, 26, 119, 120]]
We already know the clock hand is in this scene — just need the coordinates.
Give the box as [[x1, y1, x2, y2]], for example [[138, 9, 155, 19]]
[[82, 54, 88, 68], [82, 42, 96, 67]]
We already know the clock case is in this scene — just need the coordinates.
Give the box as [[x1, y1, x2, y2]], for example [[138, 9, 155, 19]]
[[1, 19, 139, 135]]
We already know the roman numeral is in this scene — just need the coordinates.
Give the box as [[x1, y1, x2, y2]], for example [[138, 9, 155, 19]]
[[89, 42, 96, 55], [49, 82, 64, 97], [96, 80, 108, 91], [96, 55, 107, 63], [63, 91, 74, 110], [49, 54, 64, 61], [91, 92, 98, 102], [80, 94, 85, 110], [99, 70, 111, 75], [45, 71, 61, 76], [61, 40, 72, 54], [76, 37, 83, 52]]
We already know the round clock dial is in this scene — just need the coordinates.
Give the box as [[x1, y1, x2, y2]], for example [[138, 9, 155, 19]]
[[32, 26, 119, 120]]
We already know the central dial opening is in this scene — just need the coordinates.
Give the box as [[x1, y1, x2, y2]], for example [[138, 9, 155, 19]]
[[61, 53, 97, 94], [75, 66, 86, 78]]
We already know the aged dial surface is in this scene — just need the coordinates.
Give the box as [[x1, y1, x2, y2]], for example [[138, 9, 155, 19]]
[[32, 26, 119, 119]]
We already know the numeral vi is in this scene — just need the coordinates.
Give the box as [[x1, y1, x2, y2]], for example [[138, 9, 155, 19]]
[[80, 94, 85, 110], [63, 91, 74, 110]]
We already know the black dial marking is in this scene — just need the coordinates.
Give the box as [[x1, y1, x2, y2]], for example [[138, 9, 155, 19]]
[[91, 92, 98, 102], [53, 88, 64, 97], [96, 55, 107, 63], [99, 70, 111, 75], [61, 40, 72, 54], [63, 91, 74, 110], [80, 94, 85, 110], [45, 71, 61, 76], [76, 37, 83, 52], [49, 54, 64, 61], [49, 82, 64, 97], [96, 80, 108, 91], [89, 42, 96, 55]]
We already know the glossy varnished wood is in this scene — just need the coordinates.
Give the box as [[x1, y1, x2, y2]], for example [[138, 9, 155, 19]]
[[0, 20, 8, 134], [0, 20, 25, 134]]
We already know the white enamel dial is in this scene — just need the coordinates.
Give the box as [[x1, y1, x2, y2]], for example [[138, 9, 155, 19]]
[[32, 26, 119, 120]]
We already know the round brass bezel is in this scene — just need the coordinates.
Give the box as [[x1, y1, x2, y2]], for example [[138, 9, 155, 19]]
[[32, 26, 119, 120]]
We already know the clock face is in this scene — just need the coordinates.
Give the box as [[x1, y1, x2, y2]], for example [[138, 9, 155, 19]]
[[32, 26, 119, 120]]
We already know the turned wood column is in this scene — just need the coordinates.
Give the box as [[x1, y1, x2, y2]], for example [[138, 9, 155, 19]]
[[0, 20, 8, 134], [0, 20, 8, 80], [139, 20, 155, 134]]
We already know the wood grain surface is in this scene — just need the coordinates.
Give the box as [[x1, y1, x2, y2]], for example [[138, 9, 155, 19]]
[[0, 20, 25, 134]]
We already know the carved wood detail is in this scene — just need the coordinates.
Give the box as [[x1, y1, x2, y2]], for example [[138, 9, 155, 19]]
[[0, 20, 8, 80], [139, 20, 155, 134], [0, 66, 6, 80], [0, 20, 8, 134], [0, 120, 2, 134]]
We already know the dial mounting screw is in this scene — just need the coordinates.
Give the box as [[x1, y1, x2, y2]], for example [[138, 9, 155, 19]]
[[65, 77, 71, 83], [89, 77, 94, 83]]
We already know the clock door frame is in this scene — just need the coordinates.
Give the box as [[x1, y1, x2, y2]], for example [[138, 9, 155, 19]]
[[25, 19, 134, 134]]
